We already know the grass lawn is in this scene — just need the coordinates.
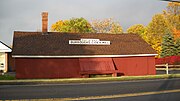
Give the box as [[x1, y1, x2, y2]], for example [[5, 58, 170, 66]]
[[0, 74, 180, 85], [0, 74, 16, 80]]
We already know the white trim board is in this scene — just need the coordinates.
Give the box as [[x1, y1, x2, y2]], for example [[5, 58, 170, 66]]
[[0, 41, 12, 52], [12, 54, 158, 58]]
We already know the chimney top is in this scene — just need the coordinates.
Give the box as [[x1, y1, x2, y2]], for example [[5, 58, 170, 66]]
[[42, 12, 48, 16], [42, 12, 48, 33]]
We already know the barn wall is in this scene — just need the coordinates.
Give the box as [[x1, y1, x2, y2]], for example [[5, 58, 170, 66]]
[[113, 56, 156, 76], [15, 58, 81, 79], [147, 56, 156, 75], [15, 56, 156, 79]]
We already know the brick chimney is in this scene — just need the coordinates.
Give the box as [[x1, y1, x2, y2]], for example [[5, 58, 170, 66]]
[[42, 12, 48, 32]]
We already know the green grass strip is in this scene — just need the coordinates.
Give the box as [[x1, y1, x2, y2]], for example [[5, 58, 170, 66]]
[[0, 74, 15, 80], [0, 74, 180, 85]]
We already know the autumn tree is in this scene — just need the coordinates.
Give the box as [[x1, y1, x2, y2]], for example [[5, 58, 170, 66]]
[[91, 18, 123, 34], [166, 2, 180, 29], [146, 14, 170, 57], [147, 14, 169, 36], [160, 31, 176, 58], [167, 2, 180, 15], [125, 2, 179, 57], [51, 17, 94, 33], [127, 24, 148, 42], [163, 2, 180, 39]]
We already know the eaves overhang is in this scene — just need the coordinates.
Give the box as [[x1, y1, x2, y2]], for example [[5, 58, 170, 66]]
[[12, 54, 158, 58]]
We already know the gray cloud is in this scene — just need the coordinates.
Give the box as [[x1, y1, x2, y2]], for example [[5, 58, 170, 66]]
[[0, 0, 168, 45]]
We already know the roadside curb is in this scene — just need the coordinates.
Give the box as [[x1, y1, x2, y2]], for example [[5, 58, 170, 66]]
[[0, 74, 180, 85]]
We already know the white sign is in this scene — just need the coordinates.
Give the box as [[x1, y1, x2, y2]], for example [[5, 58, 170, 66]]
[[69, 39, 110, 45]]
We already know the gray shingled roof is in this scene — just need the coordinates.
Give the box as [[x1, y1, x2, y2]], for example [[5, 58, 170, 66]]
[[12, 31, 157, 58]]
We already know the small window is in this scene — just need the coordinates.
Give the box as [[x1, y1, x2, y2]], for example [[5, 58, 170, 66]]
[[0, 63, 4, 68]]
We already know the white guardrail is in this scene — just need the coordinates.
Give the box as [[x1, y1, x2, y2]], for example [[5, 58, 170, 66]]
[[156, 63, 180, 74]]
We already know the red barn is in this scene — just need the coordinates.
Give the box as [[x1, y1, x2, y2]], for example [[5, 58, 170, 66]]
[[12, 31, 157, 79], [12, 12, 157, 79]]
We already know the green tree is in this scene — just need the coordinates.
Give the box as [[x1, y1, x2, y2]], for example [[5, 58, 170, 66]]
[[91, 18, 123, 34], [175, 38, 180, 55], [51, 17, 94, 33], [160, 31, 176, 58]]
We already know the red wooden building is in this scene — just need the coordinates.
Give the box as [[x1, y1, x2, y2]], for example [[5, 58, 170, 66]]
[[12, 12, 157, 79], [12, 32, 157, 79]]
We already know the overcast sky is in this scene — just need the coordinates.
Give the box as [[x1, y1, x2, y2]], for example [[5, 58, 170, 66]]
[[0, 0, 168, 45]]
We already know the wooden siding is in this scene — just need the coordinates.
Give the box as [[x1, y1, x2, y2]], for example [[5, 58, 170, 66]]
[[79, 58, 116, 72], [15, 57, 156, 79], [15, 58, 81, 79], [113, 56, 156, 76]]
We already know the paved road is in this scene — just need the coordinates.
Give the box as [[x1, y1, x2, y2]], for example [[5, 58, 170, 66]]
[[0, 78, 180, 100], [87, 92, 180, 101]]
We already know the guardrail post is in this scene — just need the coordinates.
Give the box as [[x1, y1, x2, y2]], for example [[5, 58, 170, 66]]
[[165, 63, 169, 74]]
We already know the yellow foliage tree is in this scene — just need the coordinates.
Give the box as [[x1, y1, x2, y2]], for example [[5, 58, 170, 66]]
[[173, 28, 180, 39], [51, 17, 94, 33], [146, 14, 170, 57], [164, 2, 180, 39], [126, 2, 180, 57], [127, 24, 148, 42]]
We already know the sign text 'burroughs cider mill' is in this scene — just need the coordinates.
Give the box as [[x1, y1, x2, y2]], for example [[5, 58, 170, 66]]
[[69, 39, 110, 45]]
